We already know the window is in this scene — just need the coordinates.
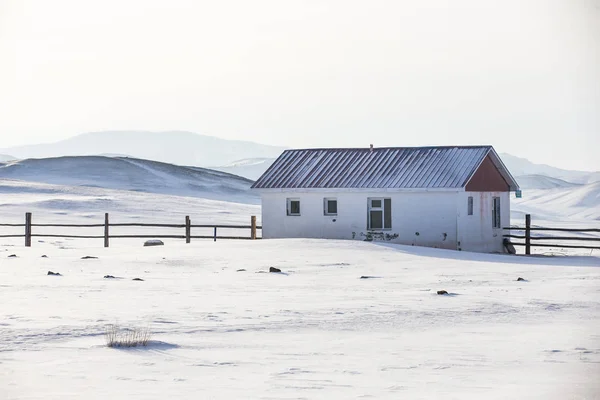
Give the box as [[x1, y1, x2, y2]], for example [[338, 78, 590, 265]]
[[492, 197, 501, 228], [368, 198, 391, 230], [467, 196, 473, 216], [287, 198, 300, 216], [324, 198, 337, 215]]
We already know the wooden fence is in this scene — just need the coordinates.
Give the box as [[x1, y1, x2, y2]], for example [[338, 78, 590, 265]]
[[503, 214, 600, 255], [0, 212, 261, 247]]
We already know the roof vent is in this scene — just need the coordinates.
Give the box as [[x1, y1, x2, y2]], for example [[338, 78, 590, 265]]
[[369, 144, 374, 152]]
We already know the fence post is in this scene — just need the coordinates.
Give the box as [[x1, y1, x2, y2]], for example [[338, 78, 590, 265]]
[[185, 216, 191, 244], [525, 214, 531, 255], [104, 213, 109, 248], [25, 212, 32, 247], [213, 226, 217, 242], [251, 215, 257, 240]]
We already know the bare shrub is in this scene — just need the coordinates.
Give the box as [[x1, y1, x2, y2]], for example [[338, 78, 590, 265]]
[[105, 324, 150, 348]]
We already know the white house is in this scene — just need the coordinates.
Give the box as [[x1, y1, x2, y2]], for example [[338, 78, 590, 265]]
[[251, 145, 520, 253]]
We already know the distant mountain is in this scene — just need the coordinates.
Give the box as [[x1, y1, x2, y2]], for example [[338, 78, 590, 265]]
[[212, 157, 277, 180], [500, 153, 600, 185], [0, 131, 287, 168], [0, 156, 258, 203], [0, 154, 16, 162]]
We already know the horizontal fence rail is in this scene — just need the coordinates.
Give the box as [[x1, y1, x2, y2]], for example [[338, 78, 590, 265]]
[[504, 235, 600, 241], [507, 227, 600, 233], [509, 242, 600, 251], [1, 212, 261, 247], [503, 214, 600, 254]]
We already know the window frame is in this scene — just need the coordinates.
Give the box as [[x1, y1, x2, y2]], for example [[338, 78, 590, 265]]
[[323, 198, 338, 216], [286, 198, 301, 216], [367, 197, 392, 230], [492, 196, 501, 228], [467, 196, 474, 216]]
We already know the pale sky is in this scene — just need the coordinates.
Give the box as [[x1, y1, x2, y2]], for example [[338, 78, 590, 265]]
[[0, 0, 598, 170]]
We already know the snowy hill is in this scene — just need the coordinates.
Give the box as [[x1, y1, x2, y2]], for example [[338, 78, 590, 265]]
[[0, 131, 287, 168], [513, 181, 600, 221], [0, 156, 258, 203], [500, 153, 600, 184], [514, 174, 582, 190]]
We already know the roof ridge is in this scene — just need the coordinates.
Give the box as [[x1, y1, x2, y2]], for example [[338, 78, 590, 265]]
[[283, 145, 493, 152]]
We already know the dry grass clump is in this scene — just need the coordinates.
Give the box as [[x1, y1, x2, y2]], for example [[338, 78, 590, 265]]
[[105, 324, 150, 348]]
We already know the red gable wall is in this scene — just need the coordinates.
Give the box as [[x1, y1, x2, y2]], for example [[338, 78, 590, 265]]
[[465, 155, 510, 192]]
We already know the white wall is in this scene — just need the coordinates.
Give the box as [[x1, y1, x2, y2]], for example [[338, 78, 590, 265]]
[[260, 191, 460, 250], [457, 191, 511, 253]]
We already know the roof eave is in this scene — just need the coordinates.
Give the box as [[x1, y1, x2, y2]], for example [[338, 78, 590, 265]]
[[251, 187, 461, 193]]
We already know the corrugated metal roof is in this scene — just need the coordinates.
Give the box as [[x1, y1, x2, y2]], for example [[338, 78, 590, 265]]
[[252, 146, 505, 189]]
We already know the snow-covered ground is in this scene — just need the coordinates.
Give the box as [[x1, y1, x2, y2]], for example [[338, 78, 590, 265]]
[[0, 175, 599, 399], [1, 238, 599, 400]]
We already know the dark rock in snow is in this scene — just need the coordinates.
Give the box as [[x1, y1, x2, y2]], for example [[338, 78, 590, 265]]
[[47, 271, 61, 276], [132, 278, 144, 281], [104, 275, 116, 279], [144, 240, 164, 247], [517, 277, 527, 282], [437, 290, 449, 295], [269, 267, 281, 273], [81, 256, 98, 259], [41, 255, 48, 258], [8, 254, 17, 258], [236, 269, 246, 272]]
